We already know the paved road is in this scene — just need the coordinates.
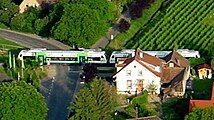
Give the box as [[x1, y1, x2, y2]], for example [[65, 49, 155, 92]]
[[0, 29, 71, 50], [91, 11, 131, 49], [0, 29, 81, 120], [41, 65, 82, 120]]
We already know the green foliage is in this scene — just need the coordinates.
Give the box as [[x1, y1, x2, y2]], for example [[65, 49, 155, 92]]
[[192, 78, 214, 99], [112, 0, 133, 16], [123, 92, 153, 118], [0, 0, 12, 9], [1, 50, 46, 89], [34, 17, 49, 36], [109, 0, 164, 49], [122, 0, 214, 55], [11, 7, 39, 33], [76, 0, 116, 21], [0, 81, 48, 120], [189, 58, 205, 68], [21, 67, 45, 89], [0, 0, 19, 26], [1, 0, 118, 47], [53, 4, 108, 47], [162, 98, 189, 120], [0, 22, 7, 28], [70, 78, 119, 120], [185, 107, 214, 120]]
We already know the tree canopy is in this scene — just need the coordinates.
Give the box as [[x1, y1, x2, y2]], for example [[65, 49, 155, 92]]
[[53, 4, 109, 47], [0, 81, 48, 120], [162, 98, 189, 120], [10, 7, 39, 32], [76, 0, 116, 21], [69, 78, 119, 120], [185, 107, 214, 120], [0, 0, 18, 26], [0, 0, 120, 48]]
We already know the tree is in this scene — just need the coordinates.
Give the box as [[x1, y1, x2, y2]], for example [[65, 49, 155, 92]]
[[76, 0, 116, 21], [185, 107, 214, 120], [81, 63, 97, 83], [0, 0, 12, 9], [147, 81, 157, 94], [53, 4, 108, 47], [34, 17, 49, 36], [112, 0, 133, 16], [189, 58, 205, 68], [127, 91, 149, 117], [0, 0, 19, 26], [11, 7, 39, 33], [162, 98, 189, 120], [0, 81, 48, 120], [129, 0, 155, 19], [69, 78, 119, 120]]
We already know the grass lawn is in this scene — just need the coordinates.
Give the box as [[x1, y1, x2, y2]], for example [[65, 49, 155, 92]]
[[0, 37, 22, 50], [192, 78, 214, 99]]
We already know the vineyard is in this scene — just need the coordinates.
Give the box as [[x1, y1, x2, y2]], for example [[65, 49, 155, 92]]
[[123, 0, 214, 54]]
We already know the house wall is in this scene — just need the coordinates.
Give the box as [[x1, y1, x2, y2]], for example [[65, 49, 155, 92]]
[[198, 68, 212, 79], [115, 60, 161, 95], [19, 0, 42, 13], [181, 66, 190, 96]]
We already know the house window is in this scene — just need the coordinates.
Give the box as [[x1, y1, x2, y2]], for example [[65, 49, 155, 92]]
[[127, 80, 132, 89], [169, 62, 174, 67], [137, 80, 143, 91], [126, 70, 131, 76], [138, 70, 142, 76]]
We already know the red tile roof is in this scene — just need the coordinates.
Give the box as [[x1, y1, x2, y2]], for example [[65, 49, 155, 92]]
[[189, 82, 214, 112], [114, 49, 189, 88], [163, 50, 189, 68], [115, 49, 162, 77], [197, 64, 211, 70], [161, 67, 184, 83]]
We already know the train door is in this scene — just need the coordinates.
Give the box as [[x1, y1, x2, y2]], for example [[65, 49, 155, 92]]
[[36, 52, 46, 65], [77, 52, 87, 64], [79, 56, 86, 64], [38, 56, 44, 65]]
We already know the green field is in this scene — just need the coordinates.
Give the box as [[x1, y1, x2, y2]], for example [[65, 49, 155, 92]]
[[0, 37, 22, 50], [114, 0, 214, 55]]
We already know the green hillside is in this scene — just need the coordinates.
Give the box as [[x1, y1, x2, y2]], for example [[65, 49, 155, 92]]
[[123, 0, 214, 55]]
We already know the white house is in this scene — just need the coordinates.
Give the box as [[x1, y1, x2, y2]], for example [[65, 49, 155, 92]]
[[113, 49, 190, 97], [113, 49, 164, 95]]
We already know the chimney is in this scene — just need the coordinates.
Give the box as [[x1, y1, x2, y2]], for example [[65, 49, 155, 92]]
[[140, 52, 143, 58]]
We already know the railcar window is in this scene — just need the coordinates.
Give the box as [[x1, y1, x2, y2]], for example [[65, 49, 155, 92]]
[[87, 57, 101, 61]]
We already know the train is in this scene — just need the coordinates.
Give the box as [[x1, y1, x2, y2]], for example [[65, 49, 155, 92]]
[[18, 48, 200, 65]]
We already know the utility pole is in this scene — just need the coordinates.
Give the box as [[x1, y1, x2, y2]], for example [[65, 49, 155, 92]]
[[9, 51, 12, 68], [12, 54, 16, 69]]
